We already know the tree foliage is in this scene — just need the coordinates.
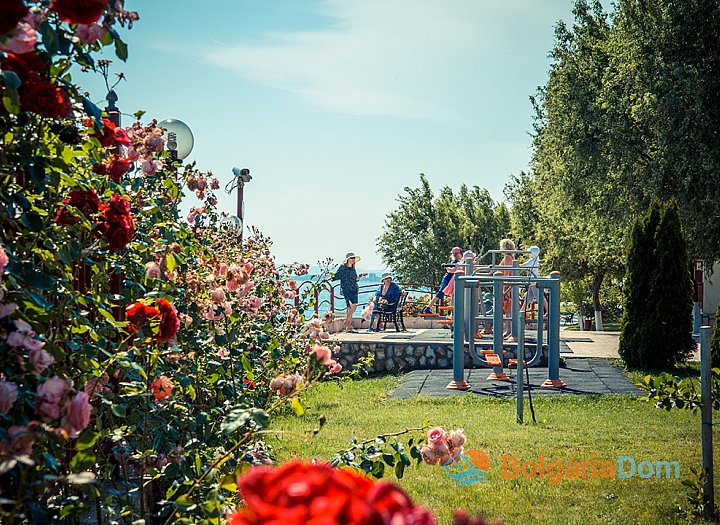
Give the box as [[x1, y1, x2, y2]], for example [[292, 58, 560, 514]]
[[505, 0, 720, 328], [620, 199, 694, 369], [378, 174, 507, 286]]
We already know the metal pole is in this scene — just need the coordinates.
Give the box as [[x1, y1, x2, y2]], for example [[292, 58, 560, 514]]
[[237, 182, 244, 240], [542, 274, 566, 388], [516, 311, 525, 423], [447, 274, 469, 390], [700, 325, 714, 519]]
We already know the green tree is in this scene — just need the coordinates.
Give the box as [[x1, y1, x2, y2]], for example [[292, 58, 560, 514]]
[[377, 174, 501, 286], [619, 199, 662, 367], [712, 302, 720, 367], [620, 199, 694, 368]]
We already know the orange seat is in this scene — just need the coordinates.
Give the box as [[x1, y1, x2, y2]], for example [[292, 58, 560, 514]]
[[437, 319, 454, 325], [438, 306, 454, 312], [485, 354, 502, 366], [508, 359, 527, 366], [481, 349, 506, 355]]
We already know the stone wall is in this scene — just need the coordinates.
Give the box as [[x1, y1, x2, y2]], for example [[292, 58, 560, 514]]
[[337, 341, 474, 374]]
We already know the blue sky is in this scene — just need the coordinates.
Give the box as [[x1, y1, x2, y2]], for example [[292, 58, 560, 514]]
[[79, 0, 584, 270]]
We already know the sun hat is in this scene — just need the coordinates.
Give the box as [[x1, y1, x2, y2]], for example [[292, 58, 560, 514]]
[[529, 246, 540, 256], [451, 247, 462, 254], [463, 250, 476, 259], [344, 252, 361, 263], [381, 272, 393, 281]]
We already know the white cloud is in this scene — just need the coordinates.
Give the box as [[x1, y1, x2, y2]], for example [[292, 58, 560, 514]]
[[204, 0, 564, 119]]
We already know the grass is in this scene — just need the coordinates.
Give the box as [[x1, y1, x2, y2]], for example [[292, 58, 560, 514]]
[[564, 320, 621, 332], [268, 375, 720, 525]]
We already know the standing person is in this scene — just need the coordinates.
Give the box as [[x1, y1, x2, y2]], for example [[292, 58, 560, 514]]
[[496, 238, 516, 337], [333, 253, 367, 333], [423, 247, 464, 314], [367, 272, 402, 332], [520, 246, 545, 316]]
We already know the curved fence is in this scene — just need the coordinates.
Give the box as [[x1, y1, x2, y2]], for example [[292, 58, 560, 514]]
[[294, 279, 440, 318]]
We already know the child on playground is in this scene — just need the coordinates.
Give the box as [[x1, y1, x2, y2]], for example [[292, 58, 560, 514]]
[[423, 247, 464, 314], [496, 238, 516, 338]]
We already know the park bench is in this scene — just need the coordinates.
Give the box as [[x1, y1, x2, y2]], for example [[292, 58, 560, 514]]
[[376, 290, 408, 332]]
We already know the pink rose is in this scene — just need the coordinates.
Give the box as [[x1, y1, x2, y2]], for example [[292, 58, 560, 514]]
[[126, 147, 140, 161], [0, 303, 17, 319], [0, 244, 8, 273], [60, 392, 92, 438], [0, 377, 18, 414], [311, 344, 332, 365], [210, 288, 226, 303], [0, 426, 35, 457], [217, 347, 230, 360], [247, 295, 261, 310], [0, 16, 37, 54], [329, 362, 342, 374], [226, 278, 239, 292], [269, 376, 283, 391], [143, 135, 164, 152], [83, 373, 110, 399], [145, 261, 162, 279], [427, 427, 447, 446], [447, 428, 466, 448], [29, 346, 54, 373], [421, 445, 439, 466], [216, 263, 228, 276], [283, 289, 297, 299], [75, 23, 105, 44], [36, 376, 71, 423], [7, 319, 44, 351]]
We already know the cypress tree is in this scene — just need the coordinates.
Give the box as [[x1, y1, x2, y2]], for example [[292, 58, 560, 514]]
[[647, 199, 695, 367], [619, 198, 661, 367]]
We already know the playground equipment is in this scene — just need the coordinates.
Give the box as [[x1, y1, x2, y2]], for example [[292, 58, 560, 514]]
[[445, 249, 567, 391]]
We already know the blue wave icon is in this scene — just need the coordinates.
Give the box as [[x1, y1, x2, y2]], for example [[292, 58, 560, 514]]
[[442, 453, 488, 484]]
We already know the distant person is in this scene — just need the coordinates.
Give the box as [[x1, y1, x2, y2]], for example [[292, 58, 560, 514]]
[[367, 272, 402, 332], [440, 250, 476, 298], [423, 247, 464, 314], [332, 252, 367, 333], [520, 246, 546, 316], [496, 238, 516, 337]]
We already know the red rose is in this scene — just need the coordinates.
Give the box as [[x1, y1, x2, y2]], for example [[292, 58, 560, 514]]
[[229, 461, 374, 525], [93, 118, 118, 148], [50, 0, 106, 25], [97, 194, 134, 251], [126, 301, 160, 329], [113, 126, 131, 147], [0, 52, 45, 81], [56, 86, 72, 118], [106, 157, 132, 182], [156, 298, 179, 342], [20, 80, 62, 118], [367, 483, 436, 525], [54, 188, 101, 225], [0, 0, 29, 35]]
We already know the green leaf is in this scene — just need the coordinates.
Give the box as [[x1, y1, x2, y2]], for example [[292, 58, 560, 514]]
[[26, 291, 52, 310], [19, 271, 56, 290], [174, 494, 196, 511], [291, 398, 305, 416], [111, 405, 126, 418], [221, 408, 250, 435], [382, 453, 395, 466], [21, 211, 44, 232], [39, 22, 58, 56], [76, 431, 99, 451], [3, 92, 19, 114], [114, 38, 128, 61], [394, 460, 406, 479], [218, 473, 237, 492], [249, 408, 269, 429], [166, 253, 178, 273], [370, 461, 385, 479], [70, 449, 96, 471], [0, 70, 21, 90]]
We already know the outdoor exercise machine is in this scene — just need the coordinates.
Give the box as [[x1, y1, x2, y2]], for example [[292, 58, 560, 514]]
[[445, 251, 567, 391]]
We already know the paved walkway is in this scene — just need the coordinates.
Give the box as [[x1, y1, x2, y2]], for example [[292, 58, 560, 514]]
[[389, 359, 642, 399]]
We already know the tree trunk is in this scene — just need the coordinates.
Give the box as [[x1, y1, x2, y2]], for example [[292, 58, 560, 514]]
[[589, 272, 605, 331]]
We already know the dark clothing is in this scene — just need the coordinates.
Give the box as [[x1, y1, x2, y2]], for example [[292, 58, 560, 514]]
[[333, 264, 359, 305], [435, 260, 459, 299], [375, 281, 401, 309]]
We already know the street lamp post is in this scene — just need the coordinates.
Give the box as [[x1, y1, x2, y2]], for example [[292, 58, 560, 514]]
[[228, 167, 251, 240]]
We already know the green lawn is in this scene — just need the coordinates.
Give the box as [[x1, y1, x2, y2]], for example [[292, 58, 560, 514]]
[[268, 375, 719, 525]]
